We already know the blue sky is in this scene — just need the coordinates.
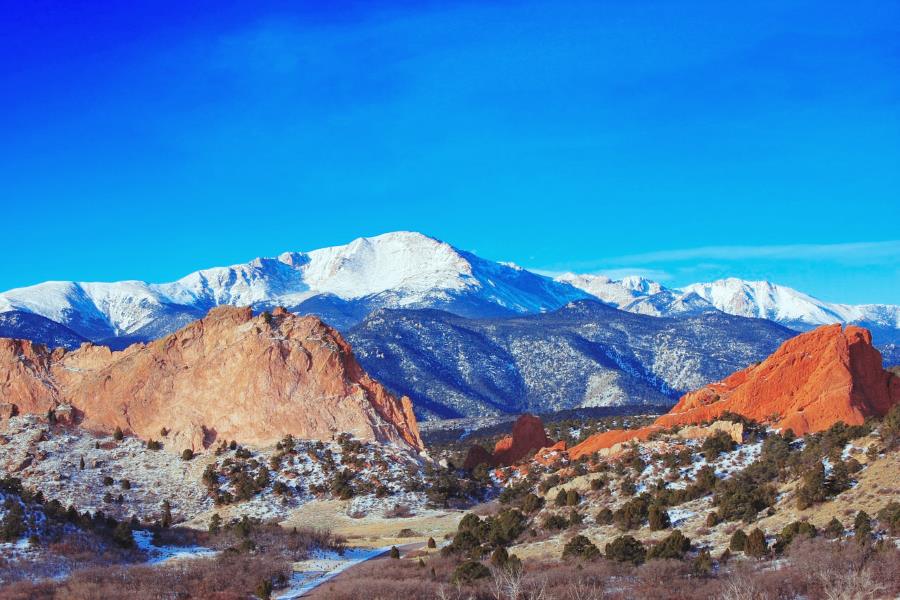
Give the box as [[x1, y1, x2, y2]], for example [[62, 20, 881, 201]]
[[2, 1, 898, 303]]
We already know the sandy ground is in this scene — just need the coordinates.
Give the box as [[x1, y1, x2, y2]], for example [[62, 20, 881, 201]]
[[278, 499, 465, 549]]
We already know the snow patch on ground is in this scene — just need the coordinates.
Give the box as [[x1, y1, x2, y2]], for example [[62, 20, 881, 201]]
[[274, 546, 393, 599], [131, 530, 217, 565]]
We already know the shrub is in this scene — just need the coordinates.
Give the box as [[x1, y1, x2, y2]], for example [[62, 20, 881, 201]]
[[161, 500, 172, 529], [255, 579, 273, 600], [614, 496, 648, 531], [881, 403, 900, 448], [452, 560, 490, 583], [854, 510, 872, 545], [566, 489, 580, 507], [776, 521, 816, 552], [692, 548, 713, 577], [427, 537, 436, 549], [595, 508, 613, 525], [542, 514, 568, 531], [555, 490, 567, 507], [590, 478, 604, 491], [827, 460, 851, 495], [120, 479, 131, 490], [706, 512, 720, 527], [389, 546, 400, 559], [729, 529, 748, 552], [647, 529, 690, 560], [701, 430, 735, 460], [208, 513, 222, 535], [113, 427, 124, 441], [745, 528, 768, 558], [102, 476, 114, 486], [620, 477, 637, 496], [824, 517, 844, 539], [605, 535, 646, 565], [181, 449, 194, 461], [648, 504, 670, 531], [0, 501, 26, 542], [562, 534, 600, 561], [521, 493, 544, 513], [714, 475, 776, 522], [146, 439, 162, 451], [877, 501, 900, 535]]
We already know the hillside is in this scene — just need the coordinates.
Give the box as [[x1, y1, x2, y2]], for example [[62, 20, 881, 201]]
[[347, 300, 793, 419]]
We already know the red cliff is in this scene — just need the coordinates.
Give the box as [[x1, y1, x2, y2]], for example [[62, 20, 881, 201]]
[[463, 414, 553, 469], [0, 306, 423, 453], [570, 324, 900, 459]]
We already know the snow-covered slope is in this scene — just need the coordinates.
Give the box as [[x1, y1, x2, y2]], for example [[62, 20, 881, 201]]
[[348, 301, 793, 419], [681, 278, 900, 332], [559, 273, 899, 358], [0, 232, 588, 343]]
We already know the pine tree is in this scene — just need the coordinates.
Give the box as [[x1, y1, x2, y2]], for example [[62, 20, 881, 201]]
[[113, 426, 124, 441], [389, 546, 400, 559], [79, 456, 85, 470]]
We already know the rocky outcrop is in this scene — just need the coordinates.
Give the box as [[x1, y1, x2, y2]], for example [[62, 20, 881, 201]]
[[463, 414, 552, 469], [570, 325, 900, 458], [655, 324, 899, 435], [0, 306, 423, 453]]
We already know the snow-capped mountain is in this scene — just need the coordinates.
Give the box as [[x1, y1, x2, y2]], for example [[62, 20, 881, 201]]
[[0, 232, 588, 345], [557, 273, 899, 363], [681, 278, 900, 332], [348, 300, 793, 419], [555, 273, 715, 317]]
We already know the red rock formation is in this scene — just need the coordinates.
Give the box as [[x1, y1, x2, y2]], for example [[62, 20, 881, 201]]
[[463, 414, 553, 469], [0, 306, 423, 452], [570, 324, 900, 459]]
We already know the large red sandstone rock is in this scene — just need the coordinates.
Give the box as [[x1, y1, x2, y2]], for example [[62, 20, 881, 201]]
[[463, 414, 552, 469], [0, 306, 422, 453], [570, 325, 900, 459]]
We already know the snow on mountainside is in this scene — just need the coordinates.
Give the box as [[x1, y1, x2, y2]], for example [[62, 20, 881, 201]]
[[558, 273, 899, 357], [0, 232, 589, 343], [681, 278, 900, 331], [348, 300, 793, 419]]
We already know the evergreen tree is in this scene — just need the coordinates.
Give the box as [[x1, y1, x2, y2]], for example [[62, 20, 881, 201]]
[[648, 504, 671, 530], [824, 517, 844, 539], [161, 500, 172, 528], [729, 529, 748, 552], [208, 513, 222, 535], [854, 510, 872, 545], [745, 528, 767, 558]]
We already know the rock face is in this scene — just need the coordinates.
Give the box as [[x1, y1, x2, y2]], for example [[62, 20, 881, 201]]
[[655, 324, 899, 435], [570, 325, 900, 458], [0, 306, 423, 452], [463, 414, 552, 469]]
